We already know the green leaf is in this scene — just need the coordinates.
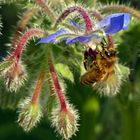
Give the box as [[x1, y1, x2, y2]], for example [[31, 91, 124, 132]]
[[55, 63, 74, 82]]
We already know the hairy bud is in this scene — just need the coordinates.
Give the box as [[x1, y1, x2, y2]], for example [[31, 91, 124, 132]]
[[0, 58, 27, 92], [51, 103, 79, 140], [17, 98, 42, 132]]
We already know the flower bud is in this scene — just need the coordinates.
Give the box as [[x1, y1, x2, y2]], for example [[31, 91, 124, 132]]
[[2, 59, 27, 92], [17, 98, 42, 132], [51, 103, 79, 140]]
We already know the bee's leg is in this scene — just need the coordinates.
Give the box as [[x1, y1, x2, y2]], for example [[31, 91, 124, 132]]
[[103, 37, 108, 45], [101, 71, 109, 81], [83, 60, 87, 70]]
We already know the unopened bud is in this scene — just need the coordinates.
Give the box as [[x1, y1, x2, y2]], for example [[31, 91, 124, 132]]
[[17, 98, 42, 132], [51, 103, 79, 139], [1, 29, 45, 92], [3, 60, 27, 92]]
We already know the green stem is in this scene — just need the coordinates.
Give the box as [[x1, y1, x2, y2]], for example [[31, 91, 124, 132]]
[[31, 72, 45, 104], [121, 103, 139, 140]]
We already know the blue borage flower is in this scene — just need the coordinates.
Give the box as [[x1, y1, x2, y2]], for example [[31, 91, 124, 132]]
[[98, 13, 131, 34], [37, 13, 131, 45]]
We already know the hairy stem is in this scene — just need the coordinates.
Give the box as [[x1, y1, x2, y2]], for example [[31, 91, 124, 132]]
[[55, 6, 93, 33], [0, 16, 2, 35], [99, 4, 140, 19], [46, 73, 56, 97], [31, 72, 45, 104], [0, 0, 20, 4], [64, 0, 71, 6], [83, 0, 97, 8], [47, 50, 67, 111], [34, 0, 57, 22], [11, 7, 39, 48], [11, 28, 45, 61]]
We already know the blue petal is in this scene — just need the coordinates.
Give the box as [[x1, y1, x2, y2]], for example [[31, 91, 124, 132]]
[[98, 13, 131, 34], [66, 34, 101, 44], [37, 28, 69, 44], [123, 13, 131, 29], [105, 15, 124, 34], [66, 37, 74, 44], [69, 20, 81, 29]]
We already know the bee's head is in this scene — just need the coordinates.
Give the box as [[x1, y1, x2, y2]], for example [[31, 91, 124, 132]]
[[103, 47, 116, 58]]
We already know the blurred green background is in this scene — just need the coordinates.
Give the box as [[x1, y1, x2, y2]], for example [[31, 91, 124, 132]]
[[0, 0, 140, 140]]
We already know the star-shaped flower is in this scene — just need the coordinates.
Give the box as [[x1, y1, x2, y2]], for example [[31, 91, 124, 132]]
[[37, 13, 131, 45]]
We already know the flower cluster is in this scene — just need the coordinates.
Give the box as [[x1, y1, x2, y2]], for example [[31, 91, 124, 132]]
[[0, 1, 134, 139], [38, 12, 131, 96]]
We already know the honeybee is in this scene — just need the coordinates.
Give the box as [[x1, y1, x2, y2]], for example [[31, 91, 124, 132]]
[[80, 46, 116, 85]]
